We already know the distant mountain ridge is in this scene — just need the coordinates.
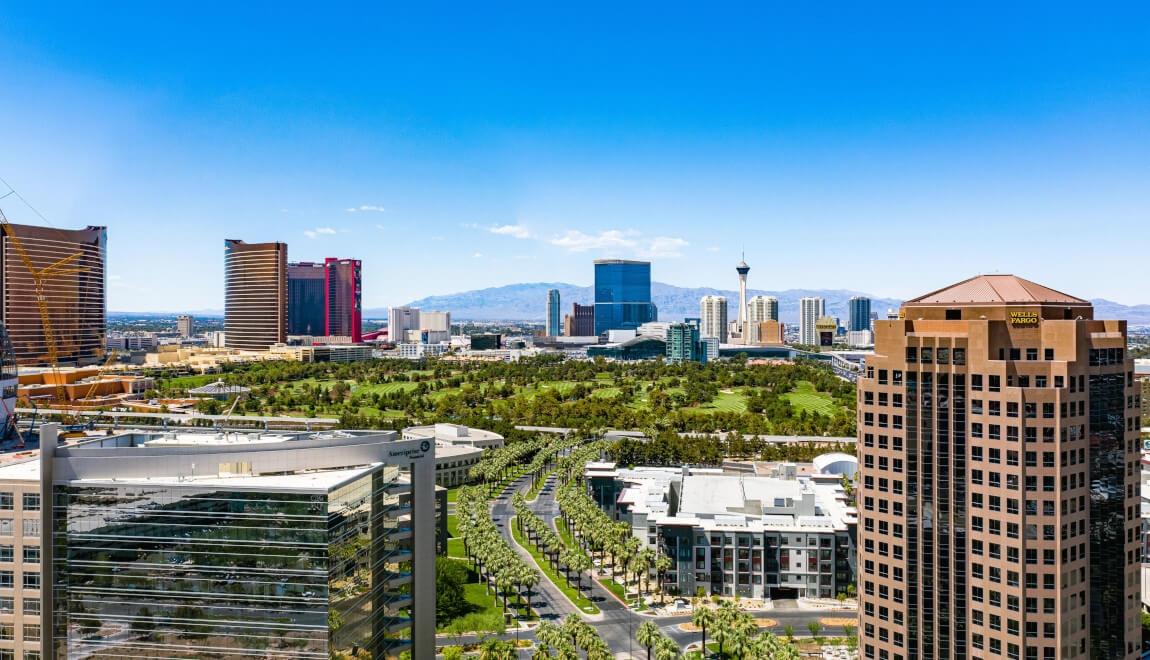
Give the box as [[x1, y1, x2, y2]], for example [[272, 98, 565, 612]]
[[372, 283, 1150, 326], [110, 288, 1150, 326], [374, 282, 902, 325]]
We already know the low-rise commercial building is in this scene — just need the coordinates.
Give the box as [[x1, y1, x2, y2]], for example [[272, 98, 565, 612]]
[[585, 462, 856, 600], [403, 424, 506, 488]]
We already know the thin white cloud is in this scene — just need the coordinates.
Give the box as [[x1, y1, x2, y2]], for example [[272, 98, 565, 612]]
[[549, 229, 638, 252], [488, 224, 532, 239], [304, 227, 338, 239], [706, 246, 721, 252], [472, 252, 483, 258], [638, 236, 690, 258], [346, 205, 385, 213]]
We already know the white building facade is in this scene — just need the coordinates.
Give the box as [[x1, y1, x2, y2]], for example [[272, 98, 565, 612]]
[[798, 297, 825, 346], [699, 296, 729, 343]]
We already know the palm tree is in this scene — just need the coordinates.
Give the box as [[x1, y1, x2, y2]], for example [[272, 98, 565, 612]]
[[637, 620, 661, 660], [654, 553, 673, 604], [478, 637, 516, 660], [654, 635, 681, 660], [692, 605, 715, 657]]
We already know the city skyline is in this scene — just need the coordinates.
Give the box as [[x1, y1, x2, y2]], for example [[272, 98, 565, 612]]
[[2, 5, 1148, 311]]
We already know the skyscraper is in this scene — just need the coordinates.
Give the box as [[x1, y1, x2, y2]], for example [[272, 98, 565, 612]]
[[388, 306, 421, 343], [324, 257, 362, 342], [225, 239, 287, 351], [288, 259, 362, 341], [593, 259, 656, 334], [666, 322, 705, 363], [736, 258, 750, 344], [849, 295, 872, 332], [564, 303, 595, 337], [857, 275, 1140, 660], [798, 296, 824, 346], [546, 288, 562, 336], [0, 223, 106, 366], [288, 262, 326, 335], [747, 295, 779, 343], [0, 324, 14, 438], [747, 295, 779, 323], [176, 314, 194, 338], [699, 295, 728, 343]]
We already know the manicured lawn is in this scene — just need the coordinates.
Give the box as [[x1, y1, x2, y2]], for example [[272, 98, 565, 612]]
[[354, 381, 419, 395], [437, 563, 535, 634], [447, 537, 466, 558], [555, 518, 591, 563], [782, 380, 838, 417], [447, 513, 460, 538], [510, 516, 600, 614], [693, 389, 748, 413]]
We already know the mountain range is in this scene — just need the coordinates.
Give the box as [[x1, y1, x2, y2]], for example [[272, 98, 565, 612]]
[[368, 282, 1150, 327], [110, 284, 1150, 327]]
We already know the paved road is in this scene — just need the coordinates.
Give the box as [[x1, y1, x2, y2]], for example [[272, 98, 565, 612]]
[[449, 471, 856, 658]]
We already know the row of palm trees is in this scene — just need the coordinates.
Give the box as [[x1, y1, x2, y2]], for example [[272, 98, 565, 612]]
[[521, 435, 584, 494], [691, 600, 800, 659], [456, 486, 540, 619], [468, 436, 551, 494], [554, 481, 673, 606], [512, 493, 594, 593], [534, 614, 613, 659]]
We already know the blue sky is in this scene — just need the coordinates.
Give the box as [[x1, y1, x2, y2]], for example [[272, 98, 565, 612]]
[[1, 2, 1148, 311]]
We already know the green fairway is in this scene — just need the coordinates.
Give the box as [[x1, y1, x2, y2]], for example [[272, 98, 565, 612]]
[[782, 380, 838, 416], [693, 389, 748, 413]]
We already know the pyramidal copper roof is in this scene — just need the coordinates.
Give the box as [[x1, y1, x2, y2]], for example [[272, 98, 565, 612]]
[[907, 274, 1089, 305]]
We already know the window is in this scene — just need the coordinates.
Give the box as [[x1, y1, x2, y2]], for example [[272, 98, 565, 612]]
[[1026, 348, 1038, 361], [0, 546, 9, 562], [21, 547, 38, 564], [21, 520, 38, 538], [22, 572, 39, 589], [0, 494, 11, 511], [22, 624, 38, 642], [1044, 348, 1054, 360], [0, 571, 10, 588], [20, 493, 39, 512], [22, 598, 39, 615]]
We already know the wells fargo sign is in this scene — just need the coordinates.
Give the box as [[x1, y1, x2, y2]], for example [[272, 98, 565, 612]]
[[1009, 310, 1039, 327]]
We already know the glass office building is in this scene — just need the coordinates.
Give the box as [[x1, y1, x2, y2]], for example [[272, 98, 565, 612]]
[[36, 427, 436, 659], [593, 259, 656, 334], [848, 296, 872, 332]]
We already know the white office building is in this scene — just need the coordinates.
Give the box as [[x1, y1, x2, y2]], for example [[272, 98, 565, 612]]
[[699, 296, 729, 343], [388, 307, 421, 343], [798, 297, 825, 346]]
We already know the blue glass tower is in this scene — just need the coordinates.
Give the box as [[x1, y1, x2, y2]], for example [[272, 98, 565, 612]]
[[546, 288, 562, 336], [593, 259, 656, 334], [849, 296, 872, 331]]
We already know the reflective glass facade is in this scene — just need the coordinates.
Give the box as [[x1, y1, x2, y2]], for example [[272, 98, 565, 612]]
[[593, 260, 655, 334], [288, 262, 326, 336], [225, 239, 287, 351], [0, 223, 106, 367], [51, 466, 414, 658]]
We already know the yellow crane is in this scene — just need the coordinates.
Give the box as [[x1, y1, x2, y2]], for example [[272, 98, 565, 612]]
[[0, 206, 88, 404]]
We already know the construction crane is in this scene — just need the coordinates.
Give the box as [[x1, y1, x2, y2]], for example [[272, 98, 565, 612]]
[[0, 206, 88, 406]]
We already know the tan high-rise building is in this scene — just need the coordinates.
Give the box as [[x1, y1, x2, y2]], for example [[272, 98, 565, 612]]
[[857, 275, 1141, 660], [0, 223, 106, 367], [224, 239, 287, 352]]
